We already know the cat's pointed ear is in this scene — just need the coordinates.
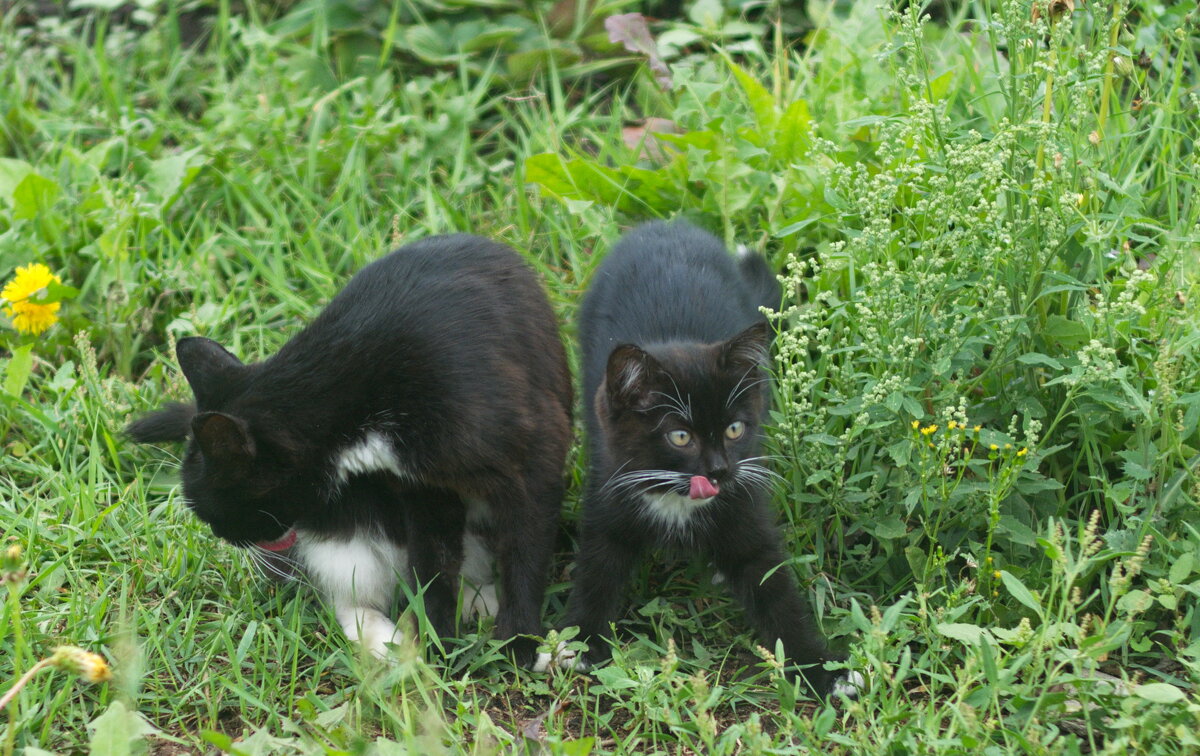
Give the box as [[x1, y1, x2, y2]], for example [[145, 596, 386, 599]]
[[605, 344, 662, 410], [177, 337, 243, 406], [720, 321, 772, 372], [191, 411, 256, 467]]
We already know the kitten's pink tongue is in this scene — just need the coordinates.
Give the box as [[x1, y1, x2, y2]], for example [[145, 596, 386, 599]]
[[689, 476, 720, 500], [256, 528, 297, 552]]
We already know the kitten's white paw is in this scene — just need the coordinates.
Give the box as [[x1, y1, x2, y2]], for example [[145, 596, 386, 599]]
[[337, 607, 403, 659], [532, 641, 589, 673], [831, 670, 865, 699], [463, 583, 499, 621]]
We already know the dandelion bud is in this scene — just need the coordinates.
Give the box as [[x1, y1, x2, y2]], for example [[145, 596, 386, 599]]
[[49, 646, 113, 684], [1113, 56, 1134, 77]]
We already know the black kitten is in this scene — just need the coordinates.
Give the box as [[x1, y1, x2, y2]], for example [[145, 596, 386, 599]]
[[562, 221, 849, 695], [127, 235, 572, 664]]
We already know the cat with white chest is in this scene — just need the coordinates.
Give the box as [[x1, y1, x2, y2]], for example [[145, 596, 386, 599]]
[[563, 221, 854, 696], [127, 234, 572, 666]]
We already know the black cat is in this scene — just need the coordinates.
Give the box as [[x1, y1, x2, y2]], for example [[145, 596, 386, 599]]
[[127, 234, 572, 665], [562, 221, 853, 695]]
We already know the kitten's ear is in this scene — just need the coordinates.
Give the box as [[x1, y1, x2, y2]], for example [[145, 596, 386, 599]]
[[191, 411, 256, 467], [177, 337, 244, 406], [605, 344, 661, 410], [720, 321, 772, 372]]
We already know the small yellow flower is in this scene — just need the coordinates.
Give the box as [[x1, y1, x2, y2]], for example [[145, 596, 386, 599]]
[[920, 425, 938, 436], [1017, 448, 1028, 457], [49, 646, 112, 684], [911, 420, 920, 429], [973, 425, 981, 433], [2, 263, 62, 335], [948, 421, 958, 430], [993, 570, 1002, 579], [989, 444, 999, 451]]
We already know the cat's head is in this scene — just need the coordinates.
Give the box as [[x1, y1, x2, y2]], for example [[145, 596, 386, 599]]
[[126, 337, 311, 548], [595, 321, 773, 502]]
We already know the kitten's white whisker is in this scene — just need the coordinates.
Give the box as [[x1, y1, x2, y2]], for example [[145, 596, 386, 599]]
[[726, 374, 771, 409]]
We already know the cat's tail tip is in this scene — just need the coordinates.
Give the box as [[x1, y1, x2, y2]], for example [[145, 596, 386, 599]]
[[125, 401, 196, 443]]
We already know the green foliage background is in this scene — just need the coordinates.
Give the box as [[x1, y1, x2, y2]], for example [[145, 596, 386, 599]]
[[1, 0, 1198, 753]]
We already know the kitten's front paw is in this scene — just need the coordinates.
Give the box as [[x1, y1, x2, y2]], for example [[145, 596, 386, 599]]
[[337, 607, 403, 659], [532, 641, 589, 674], [463, 583, 499, 621]]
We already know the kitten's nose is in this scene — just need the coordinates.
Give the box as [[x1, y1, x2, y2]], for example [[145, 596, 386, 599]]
[[707, 467, 727, 482]]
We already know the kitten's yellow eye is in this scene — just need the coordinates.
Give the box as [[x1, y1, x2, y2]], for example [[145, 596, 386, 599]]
[[725, 421, 746, 440], [666, 430, 692, 447]]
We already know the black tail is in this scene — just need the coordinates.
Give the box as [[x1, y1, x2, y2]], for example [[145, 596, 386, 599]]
[[737, 245, 783, 314], [125, 402, 195, 443]]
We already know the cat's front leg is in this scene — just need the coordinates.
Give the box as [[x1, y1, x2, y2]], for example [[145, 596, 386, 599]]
[[403, 488, 466, 639], [297, 530, 407, 658], [708, 510, 844, 697], [335, 606, 404, 658]]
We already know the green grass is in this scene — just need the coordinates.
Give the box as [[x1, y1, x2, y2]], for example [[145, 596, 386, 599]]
[[2, 0, 1199, 753]]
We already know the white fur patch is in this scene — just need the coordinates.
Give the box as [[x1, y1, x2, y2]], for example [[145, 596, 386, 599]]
[[296, 529, 408, 656], [461, 531, 498, 620], [640, 491, 715, 532], [532, 641, 588, 673], [832, 670, 864, 699], [736, 243, 753, 258], [334, 432, 407, 483], [336, 606, 403, 658]]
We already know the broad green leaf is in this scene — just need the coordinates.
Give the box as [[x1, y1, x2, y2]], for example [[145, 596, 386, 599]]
[[146, 149, 204, 211], [936, 622, 993, 645], [1169, 553, 1194, 585], [1016, 352, 1064, 371], [1134, 682, 1186, 704], [774, 98, 812, 162], [0, 157, 33, 202], [720, 53, 777, 132], [3, 344, 34, 397], [999, 570, 1043, 618], [87, 700, 160, 756], [12, 172, 60, 220]]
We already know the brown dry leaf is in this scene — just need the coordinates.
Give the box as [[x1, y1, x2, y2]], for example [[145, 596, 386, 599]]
[[1032, 0, 1081, 22], [605, 13, 672, 89], [621, 117, 679, 162], [519, 698, 569, 744]]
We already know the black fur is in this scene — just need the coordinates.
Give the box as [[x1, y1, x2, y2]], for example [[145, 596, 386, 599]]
[[564, 221, 841, 694], [128, 234, 572, 663]]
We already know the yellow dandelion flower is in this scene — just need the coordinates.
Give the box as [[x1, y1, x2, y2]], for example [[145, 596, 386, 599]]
[[2, 263, 62, 335], [49, 646, 112, 684], [920, 425, 938, 436]]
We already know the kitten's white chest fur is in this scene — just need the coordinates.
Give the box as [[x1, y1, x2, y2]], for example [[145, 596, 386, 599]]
[[640, 491, 716, 533]]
